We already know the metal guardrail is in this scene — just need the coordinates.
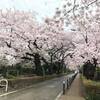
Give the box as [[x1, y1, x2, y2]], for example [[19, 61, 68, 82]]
[[62, 72, 77, 95], [0, 78, 8, 92]]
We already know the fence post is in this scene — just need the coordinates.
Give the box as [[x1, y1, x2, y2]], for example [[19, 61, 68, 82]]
[[63, 81, 66, 95], [67, 78, 69, 89], [5, 80, 8, 92], [0, 79, 8, 92]]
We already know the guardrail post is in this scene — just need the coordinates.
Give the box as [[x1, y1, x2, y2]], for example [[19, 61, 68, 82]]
[[5, 80, 8, 92], [69, 77, 71, 86], [0, 79, 8, 92], [63, 81, 65, 95], [67, 78, 69, 89]]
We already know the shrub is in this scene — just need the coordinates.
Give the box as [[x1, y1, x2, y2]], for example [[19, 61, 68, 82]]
[[6, 74, 17, 79], [82, 60, 96, 80]]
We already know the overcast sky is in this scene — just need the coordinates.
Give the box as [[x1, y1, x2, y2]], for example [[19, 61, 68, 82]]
[[0, 0, 63, 22]]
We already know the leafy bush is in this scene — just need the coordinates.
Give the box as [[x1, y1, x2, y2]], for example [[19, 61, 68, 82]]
[[6, 74, 17, 79], [82, 60, 96, 80]]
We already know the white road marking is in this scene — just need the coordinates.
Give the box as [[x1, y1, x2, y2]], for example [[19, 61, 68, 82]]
[[0, 90, 18, 97], [0, 85, 35, 97], [55, 91, 62, 100]]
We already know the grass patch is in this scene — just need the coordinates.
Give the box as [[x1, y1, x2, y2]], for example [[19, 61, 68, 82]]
[[81, 75, 100, 100]]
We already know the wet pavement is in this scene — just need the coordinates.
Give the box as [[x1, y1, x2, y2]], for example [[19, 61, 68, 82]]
[[0, 75, 68, 100]]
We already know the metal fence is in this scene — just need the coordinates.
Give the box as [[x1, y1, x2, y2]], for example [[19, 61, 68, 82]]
[[62, 72, 77, 95]]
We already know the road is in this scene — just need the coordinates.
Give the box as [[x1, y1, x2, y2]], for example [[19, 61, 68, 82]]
[[0, 75, 68, 100]]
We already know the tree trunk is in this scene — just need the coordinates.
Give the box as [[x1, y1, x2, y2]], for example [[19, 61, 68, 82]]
[[34, 53, 41, 75]]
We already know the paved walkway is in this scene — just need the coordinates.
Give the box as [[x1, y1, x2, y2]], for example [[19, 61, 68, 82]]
[[59, 74, 85, 100]]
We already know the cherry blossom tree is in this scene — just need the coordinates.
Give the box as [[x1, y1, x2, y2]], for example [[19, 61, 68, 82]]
[[54, 0, 100, 63], [53, 0, 100, 79], [0, 9, 75, 75]]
